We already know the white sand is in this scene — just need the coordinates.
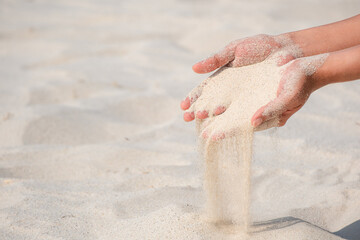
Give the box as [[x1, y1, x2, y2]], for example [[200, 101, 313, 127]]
[[1, 0, 360, 239], [194, 56, 282, 232], [191, 54, 282, 136]]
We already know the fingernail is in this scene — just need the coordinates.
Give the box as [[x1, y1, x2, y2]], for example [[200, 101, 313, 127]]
[[253, 118, 263, 127], [180, 97, 190, 110], [197, 110, 208, 119], [183, 112, 195, 122]]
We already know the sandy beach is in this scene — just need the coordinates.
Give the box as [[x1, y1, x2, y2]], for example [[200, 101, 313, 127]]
[[1, 0, 360, 239]]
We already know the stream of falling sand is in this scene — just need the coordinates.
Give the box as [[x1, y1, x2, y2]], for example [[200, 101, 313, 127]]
[[199, 126, 254, 235]]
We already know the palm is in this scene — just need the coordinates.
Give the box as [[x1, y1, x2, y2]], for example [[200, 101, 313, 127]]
[[251, 60, 311, 127]]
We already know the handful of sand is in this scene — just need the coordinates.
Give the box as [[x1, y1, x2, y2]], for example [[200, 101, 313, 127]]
[[193, 53, 283, 140]]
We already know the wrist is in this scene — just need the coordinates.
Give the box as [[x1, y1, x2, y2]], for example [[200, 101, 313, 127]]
[[274, 33, 294, 47], [284, 29, 330, 57], [273, 33, 304, 58], [310, 59, 333, 92], [309, 67, 327, 93], [296, 53, 330, 93]]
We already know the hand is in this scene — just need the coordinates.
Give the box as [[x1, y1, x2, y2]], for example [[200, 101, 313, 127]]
[[192, 34, 283, 74], [199, 58, 318, 141], [181, 34, 300, 122], [251, 58, 317, 127]]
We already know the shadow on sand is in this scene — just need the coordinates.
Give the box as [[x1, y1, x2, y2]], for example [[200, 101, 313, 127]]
[[251, 217, 303, 233], [333, 219, 360, 240], [252, 217, 360, 240]]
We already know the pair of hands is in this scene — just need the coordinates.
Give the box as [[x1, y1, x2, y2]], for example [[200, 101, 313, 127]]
[[181, 34, 315, 139]]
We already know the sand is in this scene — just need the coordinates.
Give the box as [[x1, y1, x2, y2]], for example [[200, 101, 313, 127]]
[[1, 0, 360, 239], [194, 55, 282, 231]]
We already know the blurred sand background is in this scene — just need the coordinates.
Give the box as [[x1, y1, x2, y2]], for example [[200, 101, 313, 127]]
[[0, 0, 360, 239]]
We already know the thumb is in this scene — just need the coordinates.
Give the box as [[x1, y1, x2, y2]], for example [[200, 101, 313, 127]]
[[251, 95, 289, 127]]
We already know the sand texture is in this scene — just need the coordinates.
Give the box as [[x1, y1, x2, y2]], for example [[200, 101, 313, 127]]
[[196, 56, 282, 231], [1, 0, 360, 239]]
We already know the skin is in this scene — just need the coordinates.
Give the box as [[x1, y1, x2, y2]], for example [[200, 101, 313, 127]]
[[253, 45, 360, 127], [182, 34, 296, 122], [181, 14, 360, 135]]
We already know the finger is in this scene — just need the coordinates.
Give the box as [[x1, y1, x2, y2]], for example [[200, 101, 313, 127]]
[[188, 89, 201, 105], [211, 128, 239, 141], [213, 106, 226, 116], [197, 117, 214, 135], [254, 118, 280, 132], [202, 122, 231, 141], [279, 112, 293, 126], [278, 104, 303, 126], [197, 105, 227, 120], [196, 110, 209, 119], [192, 48, 234, 74], [251, 95, 289, 127], [186, 79, 209, 108], [211, 132, 225, 141], [278, 117, 289, 127], [201, 120, 215, 139], [201, 129, 226, 141], [180, 97, 191, 110], [183, 112, 195, 122], [226, 37, 277, 68], [277, 53, 295, 66], [202, 130, 209, 139]]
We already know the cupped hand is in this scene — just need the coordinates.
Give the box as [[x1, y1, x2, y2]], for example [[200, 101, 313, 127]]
[[251, 59, 316, 127], [181, 34, 300, 122]]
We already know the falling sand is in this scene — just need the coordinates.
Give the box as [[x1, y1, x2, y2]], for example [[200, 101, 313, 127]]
[[200, 132, 254, 232]]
